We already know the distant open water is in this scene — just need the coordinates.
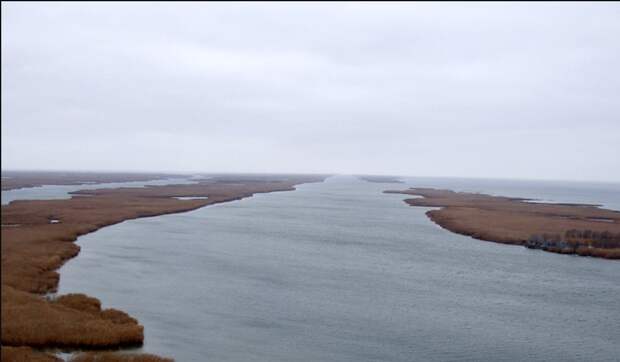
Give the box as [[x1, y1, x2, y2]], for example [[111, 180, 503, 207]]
[[56, 176, 620, 361]]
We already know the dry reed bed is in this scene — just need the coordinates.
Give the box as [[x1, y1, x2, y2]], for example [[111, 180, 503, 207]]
[[1, 171, 181, 191], [1, 346, 61, 362], [1, 175, 325, 359], [386, 188, 620, 259]]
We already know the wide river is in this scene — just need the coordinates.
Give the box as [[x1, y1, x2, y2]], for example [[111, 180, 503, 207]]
[[58, 176, 620, 361]]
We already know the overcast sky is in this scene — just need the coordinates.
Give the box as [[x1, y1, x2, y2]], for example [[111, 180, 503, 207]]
[[2, 2, 619, 181]]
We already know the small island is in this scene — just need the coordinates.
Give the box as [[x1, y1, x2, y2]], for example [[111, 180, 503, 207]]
[[1, 171, 183, 191], [358, 175, 404, 183], [386, 188, 620, 259]]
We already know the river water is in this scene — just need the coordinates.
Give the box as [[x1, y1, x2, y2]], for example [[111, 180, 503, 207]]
[[57, 176, 619, 361]]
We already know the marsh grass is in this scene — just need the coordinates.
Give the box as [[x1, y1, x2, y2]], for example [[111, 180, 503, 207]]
[[1, 288, 143, 348], [0, 346, 61, 362], [1, 176, 324, 356], [388, 188, 620, 259]]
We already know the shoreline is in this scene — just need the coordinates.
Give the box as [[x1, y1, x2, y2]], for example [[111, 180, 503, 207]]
[[0, 171, 185, 191], [357, 175, 404, 184], [386, 187, 620, 259], [1, 174, 327, 360]]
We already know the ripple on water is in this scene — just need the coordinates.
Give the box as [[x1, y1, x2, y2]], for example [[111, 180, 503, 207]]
[[58, 176, 620, 362]]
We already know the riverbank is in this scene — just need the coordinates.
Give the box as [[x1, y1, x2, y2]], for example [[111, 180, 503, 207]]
[[1, 174, 326, 360], [386, 187, 620, 259], [1, 171, 183, 191]]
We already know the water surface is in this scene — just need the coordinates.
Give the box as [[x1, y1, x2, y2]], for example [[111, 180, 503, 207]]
[[59, 176, 620, 361]]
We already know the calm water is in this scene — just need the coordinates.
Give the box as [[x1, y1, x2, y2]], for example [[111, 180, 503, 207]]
[[1, 177, 201, 205], [58, 176, 620, 361]]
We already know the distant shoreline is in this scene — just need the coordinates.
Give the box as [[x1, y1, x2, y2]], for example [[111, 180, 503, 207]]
[[0, 171, 184, 191], [386, 187, 620, 259], [358, 175, 404, 184], [1, 173, 327, 361]]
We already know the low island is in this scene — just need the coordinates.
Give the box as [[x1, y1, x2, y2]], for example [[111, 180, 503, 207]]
[[1, 171, 185, 191], [386, 188, 620, 259]]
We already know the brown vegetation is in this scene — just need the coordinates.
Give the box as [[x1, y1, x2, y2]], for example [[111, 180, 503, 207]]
[[526, 229, 620, 257], [1, 174, 326, 355], [386, 188, 620, 259], [2, 289, 143, 348], [1, 346, 61, 362], [1, 171, 182, 191]]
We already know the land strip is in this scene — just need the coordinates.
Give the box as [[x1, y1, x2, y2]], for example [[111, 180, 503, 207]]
[[1, 171, 185, 191], [386, 188, 620, 259], [1, 174, 326, 360]]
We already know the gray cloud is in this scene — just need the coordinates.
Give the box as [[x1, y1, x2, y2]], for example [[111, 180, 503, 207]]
[[2, 2, 619, 181]]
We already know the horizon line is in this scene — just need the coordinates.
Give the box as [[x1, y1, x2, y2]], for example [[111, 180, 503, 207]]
[[1, 168, 618, 185]]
